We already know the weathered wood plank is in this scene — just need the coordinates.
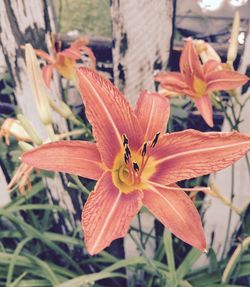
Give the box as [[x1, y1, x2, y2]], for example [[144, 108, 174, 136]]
[[111, 0, 174, 105]]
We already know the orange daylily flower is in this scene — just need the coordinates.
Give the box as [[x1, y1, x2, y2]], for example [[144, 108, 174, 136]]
[[21, 68, 250, 255], [0, 118, 31, 145], [35, 35, 96, 88], [155, 40, 248, 127]]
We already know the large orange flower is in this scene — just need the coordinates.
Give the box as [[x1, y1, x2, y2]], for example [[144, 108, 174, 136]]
[[155, 40, 248, 127], [22, 68, 250, 255], [35, 35, 96, 88]]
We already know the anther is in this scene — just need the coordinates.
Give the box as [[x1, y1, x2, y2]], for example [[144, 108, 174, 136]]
[[151, 132, 160, 147], [124, 153, 130, 164], [125, 144, 131, 158], [122, 134, 129, 146], [142, 142, 147, 156], [133, 162, 140, 172]]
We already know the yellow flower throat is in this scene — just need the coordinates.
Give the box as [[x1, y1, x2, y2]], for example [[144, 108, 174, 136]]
[[112, 134, 157, 194], [193, 76, 207, 98]]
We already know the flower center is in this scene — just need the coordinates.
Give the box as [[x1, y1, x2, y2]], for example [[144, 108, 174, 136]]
[[112, 134, 158, 194], [193, 76, 207, 98]]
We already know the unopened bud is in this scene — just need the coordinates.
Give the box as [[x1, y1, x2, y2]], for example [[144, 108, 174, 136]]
[[25, 43, 52, 125], [17, 114, 43, 146], [18, 141, 34, 152], [227, 11, 240, 65], [49, 98, 73, 119], [194, 40, 221, 64]]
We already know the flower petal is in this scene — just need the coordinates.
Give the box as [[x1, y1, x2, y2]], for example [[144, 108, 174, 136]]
[[203, 60, 220, 75], [134, 91, 170, 141], [180, 41, 205, 85], [60, 48, 82, 60], [206, 70, 248, 93], [82, 171, 143, 255], [150, 129, 250, 185], [35, 49, 55, 64], [76, 68, 143, 168], [155, 72, 186, 88], [55, 55, 76, 81], [193, 94, 213, 127], [155, 71, 195, 97], [42, 64, 53, 88], [21, 141, 103, 180], [142, 184, 206, 251]]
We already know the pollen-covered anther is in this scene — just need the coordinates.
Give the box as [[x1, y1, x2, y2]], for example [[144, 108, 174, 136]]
[[122, 134, 129, 146], [125, 144, 131, 158], [133, 162, 140, 172], [151, 132, 160, 147], [124, 153, 130, 164], [142, 142, 147, 156]]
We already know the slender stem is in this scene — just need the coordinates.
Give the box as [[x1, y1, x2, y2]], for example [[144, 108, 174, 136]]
[[129, 231, 162, 278], [221, 164, 235, 260], [69, 175, 90, 196], [45, 124, 56, 142], [57, 129, 85, 140]]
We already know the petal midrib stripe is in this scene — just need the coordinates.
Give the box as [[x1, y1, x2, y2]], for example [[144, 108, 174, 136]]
[[155, 141, 250, 165], [144, 98, 155, 140], [82, 73, 123, 147], [149, 185, 186, 225], [90, 191, 122, 253]]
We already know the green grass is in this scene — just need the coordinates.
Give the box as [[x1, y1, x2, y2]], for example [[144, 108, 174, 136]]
[[54, 0, 112, 37]]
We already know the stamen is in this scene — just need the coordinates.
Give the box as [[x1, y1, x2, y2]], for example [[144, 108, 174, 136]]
[[151, 132, 160, 147], [125, 144, 131, 158], [124, 153, 130, 164], [142, 142, 147, 156], [133, 162, 140, 172], [145, 179, 211, 193], [122, 134, 129, 146]]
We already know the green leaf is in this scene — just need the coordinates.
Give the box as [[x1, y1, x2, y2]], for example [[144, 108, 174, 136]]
[[163, 229, 177, 287], [177, 248, 202, 280], [222, 237, 250, 283], [55, 272, 126, 287], [7, 237, 33, 285]]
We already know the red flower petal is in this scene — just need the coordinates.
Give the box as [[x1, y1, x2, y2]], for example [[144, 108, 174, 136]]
[[134, 91, 170, 141], [193, 94, 213, 127], [82, 172, 143, 255], [142, 183, 206, 251], [22, 141, 103, 180], [150, 129, 250, 185], [77, 68, 143, 168]]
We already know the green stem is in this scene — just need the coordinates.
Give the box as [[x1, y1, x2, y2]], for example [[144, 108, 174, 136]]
[[45, 124, 56, 142], [220, 164, 235, 260]]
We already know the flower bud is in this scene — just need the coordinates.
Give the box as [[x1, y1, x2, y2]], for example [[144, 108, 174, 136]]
[[17, 114, 43, 146], [194, 40, 221, 64], [18, 141, 34, 152], [227, 11, 240, 65], [49, 98, 73, 119], [25, 43, 52, 125]]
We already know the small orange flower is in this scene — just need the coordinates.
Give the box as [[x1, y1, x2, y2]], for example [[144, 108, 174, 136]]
[[7, 163, 34, 195], [22, 68, 250, 255], [155, 40, 248, 127], [35, 34, 96, 88], [0, 118, 31, 145]]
